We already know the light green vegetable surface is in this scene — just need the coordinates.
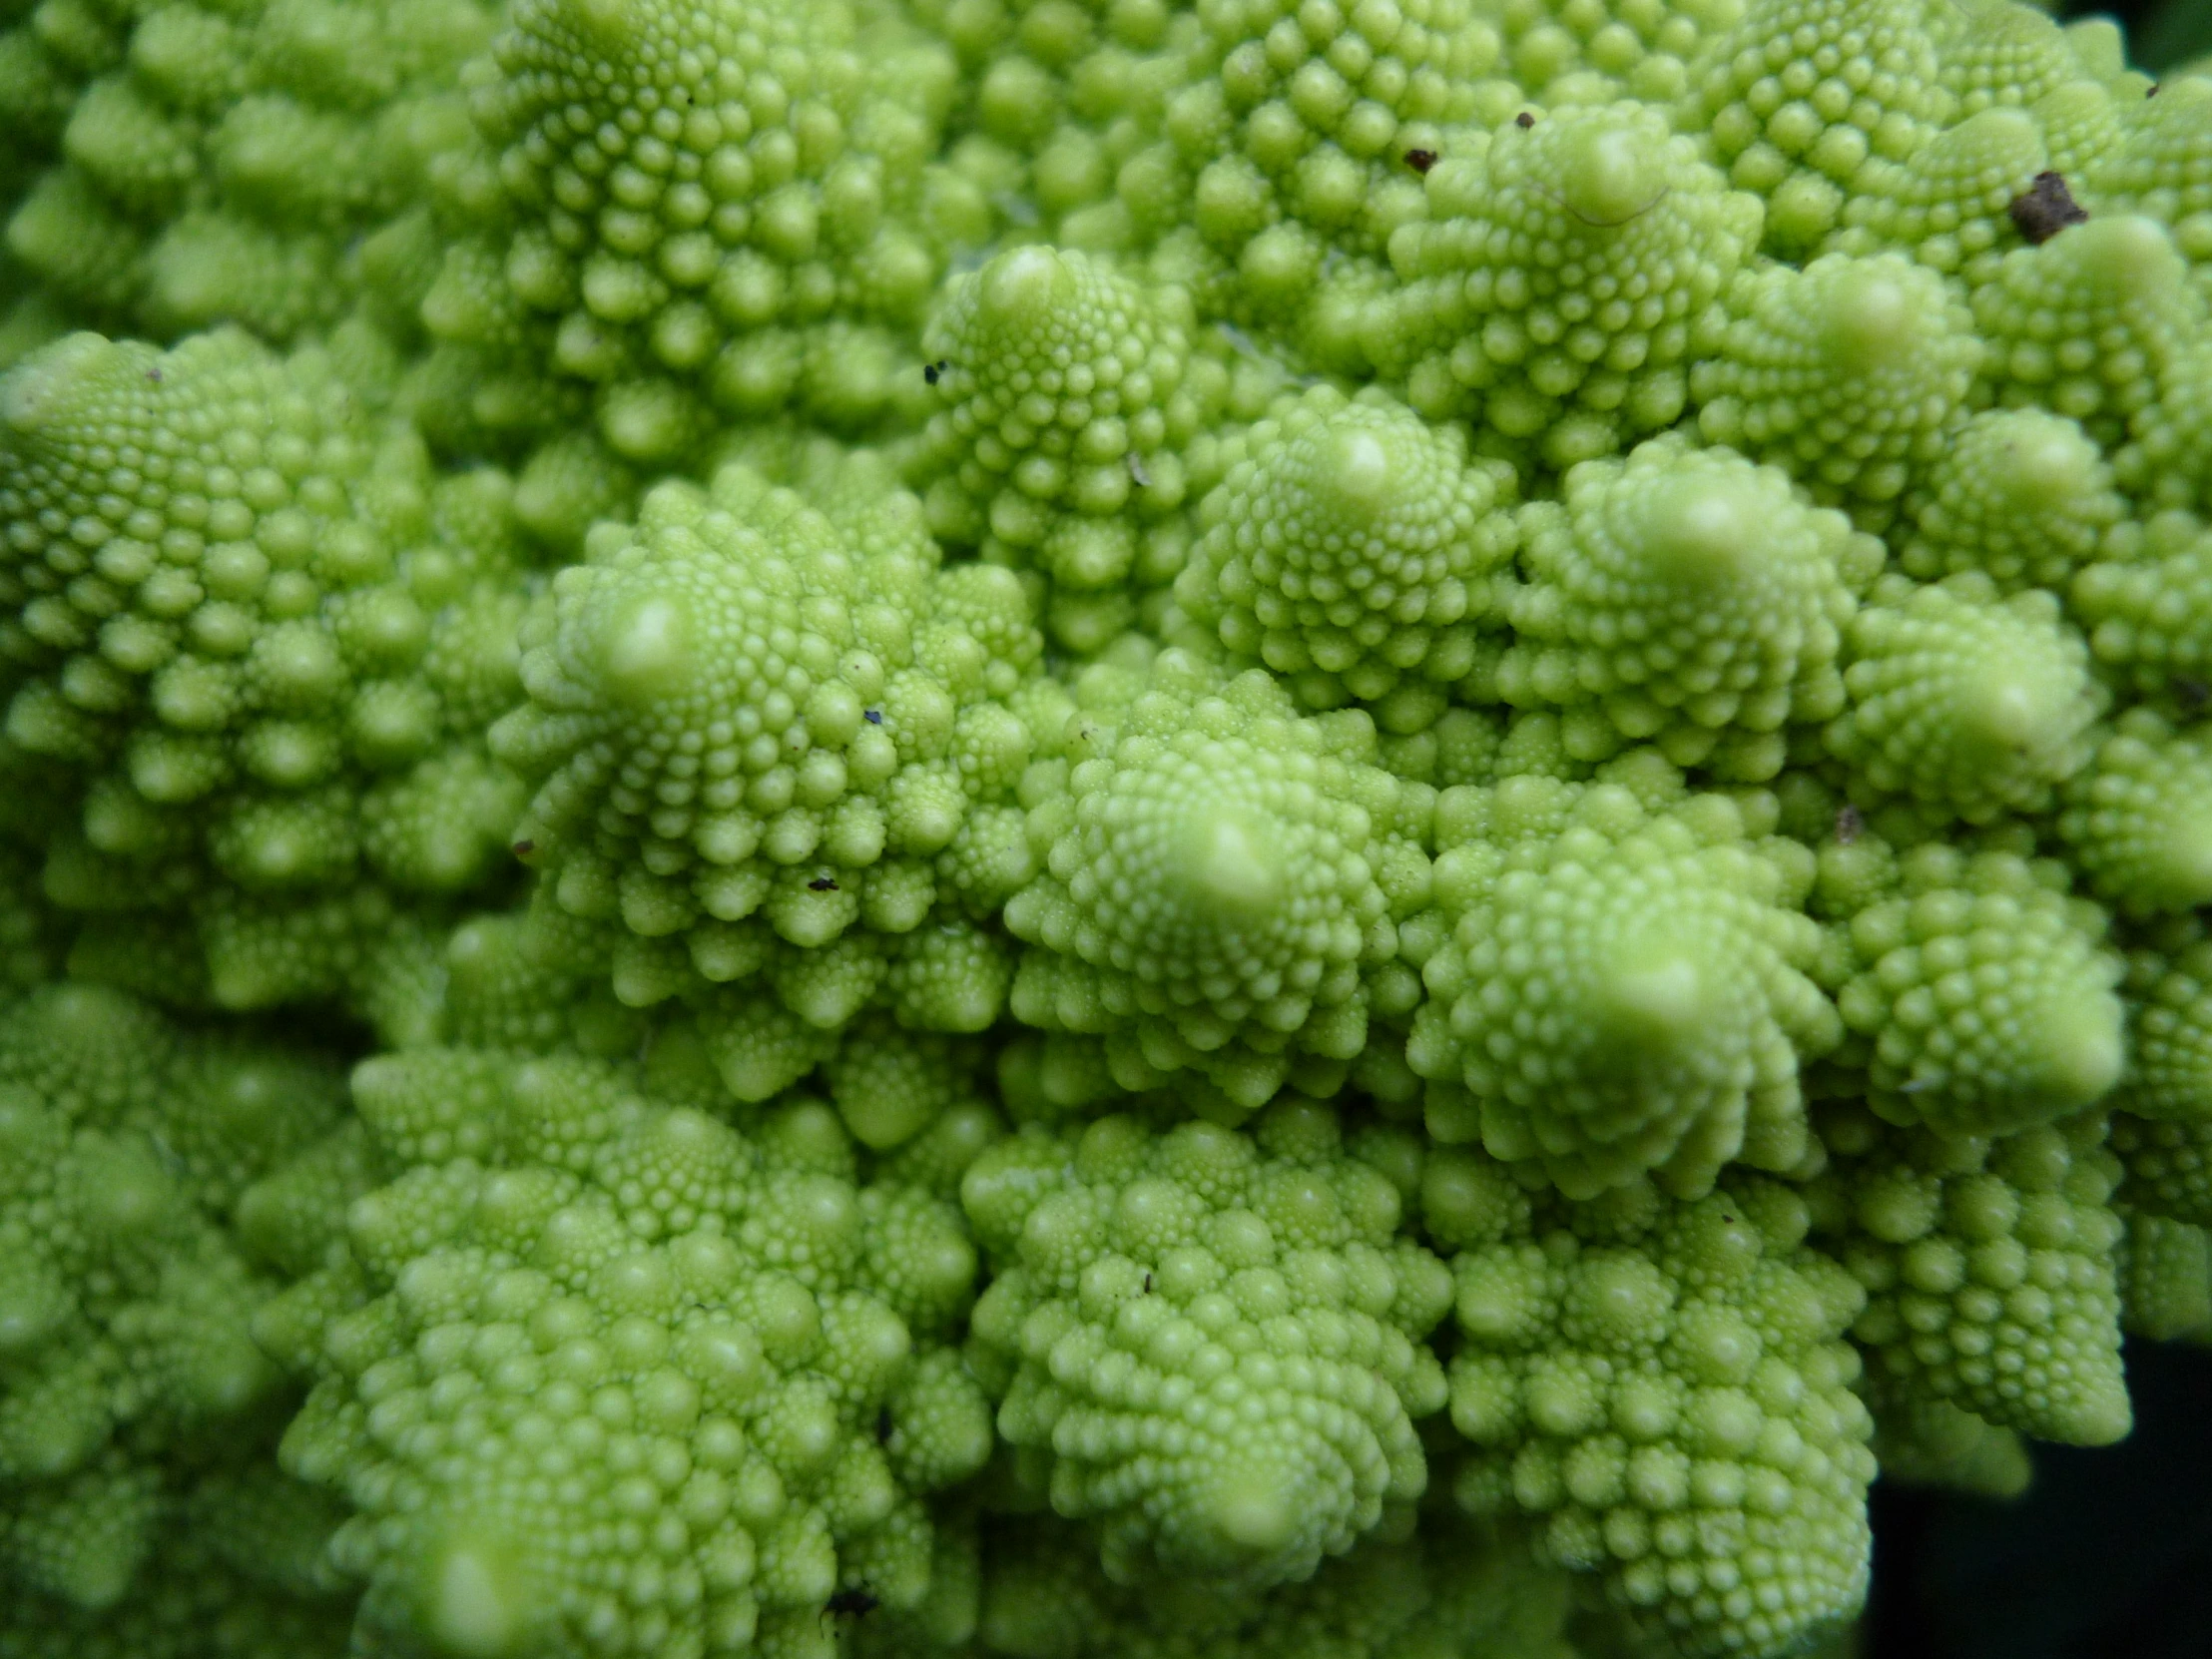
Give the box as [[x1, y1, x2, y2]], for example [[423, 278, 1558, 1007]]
[[2, 0, 2210, 1653]]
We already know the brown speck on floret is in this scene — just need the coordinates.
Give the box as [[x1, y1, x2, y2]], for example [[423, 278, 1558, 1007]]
[[2008, 172, 2089, 245]]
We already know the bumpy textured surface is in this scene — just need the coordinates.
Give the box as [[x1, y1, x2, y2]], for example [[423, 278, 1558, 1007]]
[[1693, 254, 1982, 517], [0, 983, 343, 1610], [1176, 382, 1516, 711], [1492, 437, 1878, 776], [929, 1508, 1582, 1659], [1375, 101, 1764, 468], [1824, 574, 2102, 822], [7, 0, 2212, 1655], [0, 327, 529, 1009], [1437, 1148, 1878, 1658], [1408, 771, 1837, 1200], [962, 1104, 1450, 1587], [3, 0, 498, 344], [2056, 708, 2212, 916], [1806, 1102, 2131, 1449], [489, 460, 1045, 1085], [0, 1459, 356, 1659], [1006, 651, 1428, 1115], [443, 0, 971, 460], [2108, 924, 2212, 1229], [1689, 0, 1955, 257], [256, 1047, 994, 1658], [1814, 841, 2126, 1139], [2069, 515, 2212, 703], [1896, 407, 2127, 591]]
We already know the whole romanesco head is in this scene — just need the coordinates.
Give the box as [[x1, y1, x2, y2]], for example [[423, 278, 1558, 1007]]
[[4, 0, 2212, 1655]]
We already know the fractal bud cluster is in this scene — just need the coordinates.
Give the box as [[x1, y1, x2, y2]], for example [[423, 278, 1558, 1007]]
[[2, 0, 2211, 1655]]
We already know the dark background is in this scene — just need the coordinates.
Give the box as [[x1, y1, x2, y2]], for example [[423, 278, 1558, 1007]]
[[2069, 0, 2212, 66], [1866, 1342, 2212, 1659], [2070, 0, 2212, 67], [1862, 11, 2212, 1657]]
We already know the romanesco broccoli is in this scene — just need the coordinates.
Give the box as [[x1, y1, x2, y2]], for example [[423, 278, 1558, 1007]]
[[4, 0, 2212, 1654]]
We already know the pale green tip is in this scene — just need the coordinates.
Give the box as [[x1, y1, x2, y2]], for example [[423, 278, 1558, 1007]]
[[2059, 1376, 2132, 1448], [2028, 999, 2124, 1111], [1556, 119, 1666, 228], [1993, 413, 2097, 511], [1203, 1467, 1300, 1553], [1956, 662, 2063, 756], [978, 245, 1077, 329], [1314, 425, 1395, 518], [1171, 803, 1287, 923], [2144, 820, 2212, 910], [597, 592, 694, 706], [1592, 936, 1717, 1055], [2069, 215, 2185, 300], [421, 1537, 529, 1658], [1640, 472, 1760, 586], [1822, 268, 1920, 372], [2, 332, 117, 435]]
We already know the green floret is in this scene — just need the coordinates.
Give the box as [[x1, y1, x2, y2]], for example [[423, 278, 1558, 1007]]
[[14, 0, 2212, 1651], [1005, 650, 1430, 1117], [0, 1455, 356, 1659], [821, 1011, 996, 1154], [1436, 1149, 1876, 1659], [404, 235, 596, 463], [0, 981, 343, 1613], [366, 899, 647, 1057], [490, 461, 1045, 1091], [2080, 73, 2212, 294], [2111, 925, 2212, 1132], [1692, 253, 1981, 518], [1938, 0, 2107, 119], [1824, 574, 2103, 823], [0, 976, 348, 1214], [1826, 107, 2052, 283], [2111, 1107, 2212, 1232], [1467, 0, 1736, 107], [4, 0, 496, 344], [2055, 708, 2212, 917], [1407, 769, 1838, 1200], [1811, 839, 2125, 1138], [0, 327, 532, 1006], [1115, 0, 1501, 364], [1865, 1390, 2031, 1500], [961, 1102, 1452, 1588], [455, 0, 971, 462], [2106, 924, 2212, 1230], [1968, 213, 2204, 492], [1895, 407, 2126, 591], [1374, 101, 1762, 470], [949, 1505, 1577, 1659], [914, 246, 1237, 654], [2114, 1205, 2212, 1343], [1805, 1101, 2131, 1447], [1686, 0, 1954, 255], [1175, 382, 1517, 713], [1490, 437, 1879, 779], [257, 1047, 993, 1659], [2069, 516, 2212, 707]]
